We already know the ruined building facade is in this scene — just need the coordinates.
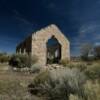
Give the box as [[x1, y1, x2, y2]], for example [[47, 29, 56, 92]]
[[16, 24, 70, 66]]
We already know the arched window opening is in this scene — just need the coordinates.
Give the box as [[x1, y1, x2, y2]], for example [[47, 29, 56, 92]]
[[46, 36, 61, 64]]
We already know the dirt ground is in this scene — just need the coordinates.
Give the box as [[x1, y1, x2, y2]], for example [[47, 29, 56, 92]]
[[0, 63, 41, 100]]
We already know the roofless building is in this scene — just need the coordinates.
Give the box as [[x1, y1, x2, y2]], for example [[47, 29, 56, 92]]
[[16, 24, 70, 66]]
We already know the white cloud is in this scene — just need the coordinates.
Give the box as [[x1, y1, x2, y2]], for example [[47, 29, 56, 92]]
[[74, 23, 100, 44]]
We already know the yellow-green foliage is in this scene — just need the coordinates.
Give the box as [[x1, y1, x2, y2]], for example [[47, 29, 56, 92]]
[[59, 58, 70, 66]]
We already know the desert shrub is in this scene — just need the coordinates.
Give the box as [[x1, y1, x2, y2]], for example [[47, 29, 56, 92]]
[[59, 58, 70, 66], [86, 61, 93, 65], [84, 80, 100, 100], [9, 54, 23, 68], [28, 54, 38, 68], [9, 54, 38, 68], [20, 54, 38, 68], [0, 53, 10, 63], [61, 63, 87, 72], [80, 43, 93, 61], [72, 63, 87, 72], [28, 68, 87, 100], [85, 65, 100, 80], [30, 64, 42, 73]]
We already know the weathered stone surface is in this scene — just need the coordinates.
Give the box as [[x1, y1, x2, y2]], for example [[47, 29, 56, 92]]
[[16, 24, 70, 66]]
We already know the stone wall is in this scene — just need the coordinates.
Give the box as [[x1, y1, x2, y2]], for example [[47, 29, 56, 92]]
[[16, 24, 70, 66], [31, 24, 70, 66]]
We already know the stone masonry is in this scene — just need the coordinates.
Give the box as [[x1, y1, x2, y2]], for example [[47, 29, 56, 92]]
[[16, 24, 70, 66]]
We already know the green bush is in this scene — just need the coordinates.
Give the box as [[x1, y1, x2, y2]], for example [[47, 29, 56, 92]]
[[28, 68, 87, 100], [9, 54, 38, 68]]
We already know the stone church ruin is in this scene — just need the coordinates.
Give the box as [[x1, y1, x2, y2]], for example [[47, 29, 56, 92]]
[[16, 24, 70, 66]]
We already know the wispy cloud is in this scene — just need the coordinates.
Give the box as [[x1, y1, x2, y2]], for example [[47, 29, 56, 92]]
[[12, 9, 36, 27], [0, 0, 37, 28], [70, 22, 100, 56], [79, 24, 100, 34]]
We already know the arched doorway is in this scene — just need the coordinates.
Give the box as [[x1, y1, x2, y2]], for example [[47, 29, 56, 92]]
[[46, 36, 61, 64]]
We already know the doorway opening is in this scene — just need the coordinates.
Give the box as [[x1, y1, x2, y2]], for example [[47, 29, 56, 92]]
[[46, 36, 61, 64]]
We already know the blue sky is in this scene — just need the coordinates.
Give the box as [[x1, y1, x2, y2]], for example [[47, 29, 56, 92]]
[[0, 0, 100, 56]]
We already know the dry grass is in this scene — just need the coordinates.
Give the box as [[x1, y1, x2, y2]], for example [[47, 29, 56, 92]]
[[0, 63, 39, 100], [69, 61, 100, 100], [0, 62, 100, 100], [70, 80, 100, 100]]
